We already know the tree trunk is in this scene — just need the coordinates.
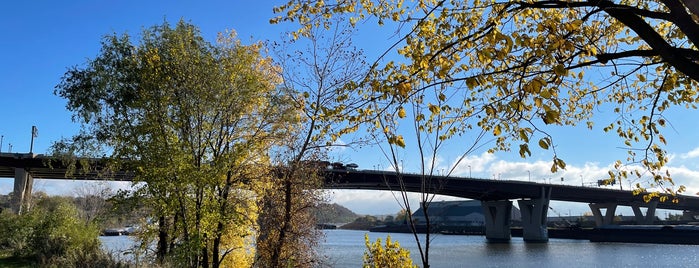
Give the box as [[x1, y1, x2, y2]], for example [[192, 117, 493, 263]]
[[270, 179, 293, 267], [202, 234, 209, 268], [212, 171, 232, 268], [157, 215, 169, 264]]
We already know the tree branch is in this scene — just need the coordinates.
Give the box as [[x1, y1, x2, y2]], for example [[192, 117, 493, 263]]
[[659, 0, 699, 46], [516, 0, 674, 21], [595, 49, 660, 63], [594, 0, 699, 82]]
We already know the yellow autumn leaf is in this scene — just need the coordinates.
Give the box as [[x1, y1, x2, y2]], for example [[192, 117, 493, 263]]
[[394, 135, 406, 147], [398, 106, 406, 118], [518, 129, 529, 142], [542, 110, 559, 124], [519, 144, 531, 158], [556, 158, 566, 169], [553, 64, 567, 76], [540, 89, 551, 99], [438, 93, 446, 101], [396, 82, 411, 97], [466, 77, 478, 89], [428, 103, 440, 114]]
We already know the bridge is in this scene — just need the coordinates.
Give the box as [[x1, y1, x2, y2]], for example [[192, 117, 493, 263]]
[[326, 168, 699, 242], [3, 152, 699, 242]]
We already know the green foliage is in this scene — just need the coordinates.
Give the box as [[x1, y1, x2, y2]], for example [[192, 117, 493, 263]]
[[55, 19, 294, 267], [363, 234, 416, 268], [0, 196, 119, 267]]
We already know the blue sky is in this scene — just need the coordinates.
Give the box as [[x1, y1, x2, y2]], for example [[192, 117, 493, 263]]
[[1, 1, 699, 217]]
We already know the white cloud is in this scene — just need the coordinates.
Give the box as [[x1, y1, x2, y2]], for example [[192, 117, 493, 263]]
[[448, 152, 496, 177], [661, 166, 699, 195], [680, 146, 699, 159], [329, 137, 348, 153]]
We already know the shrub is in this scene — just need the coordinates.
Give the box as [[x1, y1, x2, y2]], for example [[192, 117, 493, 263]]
[[362, 234, 416, 268], [0, 196, 123, 267]]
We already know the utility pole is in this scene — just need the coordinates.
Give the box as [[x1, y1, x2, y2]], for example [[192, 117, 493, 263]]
[[30, 126, 38, 154], [0, 135, 3, 152]]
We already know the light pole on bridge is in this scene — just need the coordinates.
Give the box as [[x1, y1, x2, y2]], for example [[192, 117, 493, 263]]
[[527, 170, 531, 182], [29, 126, 38, 154], [468, 165, 471, 178]]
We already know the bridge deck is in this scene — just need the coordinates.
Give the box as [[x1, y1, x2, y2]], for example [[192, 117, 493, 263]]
[[2, 153, 699, 211], [0, 153, 132, 181], [326, 169, 699, 211]]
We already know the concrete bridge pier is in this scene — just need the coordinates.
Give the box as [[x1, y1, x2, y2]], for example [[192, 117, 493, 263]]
[[589, 203, 618, 226], [481, 200, 512, 242], [11, 168, 34, 214], [631, 200, 658, 224], [517, 186, 552, 242]]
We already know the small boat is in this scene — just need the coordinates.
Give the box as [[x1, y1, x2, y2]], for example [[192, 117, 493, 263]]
[[101, 228, 126, 236]]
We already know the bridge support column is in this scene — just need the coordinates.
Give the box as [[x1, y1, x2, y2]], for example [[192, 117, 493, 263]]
[[11, 168, 33, 214], [517, 186, 551, 242], [631, 200, 658, 224], [589, 203, 617, 227], [481, 200, 512, 242]]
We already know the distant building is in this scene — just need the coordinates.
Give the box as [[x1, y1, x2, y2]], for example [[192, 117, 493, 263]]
[[411, 200, 521, 227]]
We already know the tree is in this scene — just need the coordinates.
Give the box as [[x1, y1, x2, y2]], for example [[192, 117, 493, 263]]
[[369, 67, 488, 267], [254, 162, 326, 267], [55, 20, 291, 267], [394, 209, 410, 224], [272, 0, 699, 197], [72, 182, 113, 224], [254, 18, 369, 267]]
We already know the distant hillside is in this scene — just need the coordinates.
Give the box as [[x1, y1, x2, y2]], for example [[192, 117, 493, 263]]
[[339, 215, 381, 230], [314, 203, 359, 223]]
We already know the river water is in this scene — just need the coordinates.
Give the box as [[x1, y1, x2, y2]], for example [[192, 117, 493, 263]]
[[102, 229, 699, 267]]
